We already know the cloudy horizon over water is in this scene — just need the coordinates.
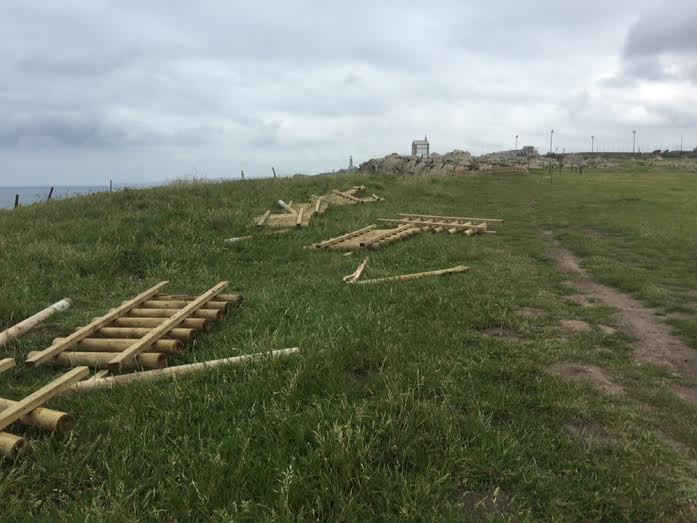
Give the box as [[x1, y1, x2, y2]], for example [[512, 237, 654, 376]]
[[1, 1, 696, 185]]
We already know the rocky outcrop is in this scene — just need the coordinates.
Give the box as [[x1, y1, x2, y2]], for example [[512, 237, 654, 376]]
[[356, 150, 697, 176], [358, 150, 530, 176]]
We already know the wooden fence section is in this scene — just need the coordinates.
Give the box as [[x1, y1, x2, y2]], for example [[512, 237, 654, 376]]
[[307, 213, 502, 253], [25, 282, 241, 374], [307, 224, 422, 252], [254, 186, 383, 230], [0, 367, 88, 458]]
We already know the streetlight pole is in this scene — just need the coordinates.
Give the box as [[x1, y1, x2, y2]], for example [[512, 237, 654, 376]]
[[550, 130, 554, 155], [591, 135, 594, 153], [515, 134, 519, 152], [632, 130, 636, 154]]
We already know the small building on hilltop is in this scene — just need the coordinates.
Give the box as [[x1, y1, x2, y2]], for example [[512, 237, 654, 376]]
[[412, 136, 430, 157]]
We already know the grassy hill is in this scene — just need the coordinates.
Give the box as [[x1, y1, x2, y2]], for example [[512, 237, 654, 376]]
[[1, 167, 697, 520]]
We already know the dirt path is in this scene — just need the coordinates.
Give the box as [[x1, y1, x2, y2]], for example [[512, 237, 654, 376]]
[[545, 232, 697, 380]]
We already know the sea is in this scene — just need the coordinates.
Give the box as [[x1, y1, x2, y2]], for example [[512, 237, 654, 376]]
[[0, 185, 150, 209]]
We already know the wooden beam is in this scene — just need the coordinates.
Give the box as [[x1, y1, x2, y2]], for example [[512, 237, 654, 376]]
[[26, 282, 169, 368], [355, 265, 470, 285], [0, 358, 15, 374], [295, 207, 305, 228], [277, 200, 297, 215], [107, 281, 228, 371], [70, 348, 300, 392], [332, 190, 363, 203], [0, 299, 72, 347], [0, 366, 89, 431], [255, 210, 272, 227], [398, 213, 504, 224], [343, 257, 369, 284], [310, 225, 376, 249]]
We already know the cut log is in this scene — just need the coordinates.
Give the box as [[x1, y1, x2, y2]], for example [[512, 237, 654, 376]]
[[54, 337, 184, 356], [128, 308, 223, 320], [142, 300, 229, 312], [108, 281, 228, 371], [0, 367, 89, 431], [96, 327, 196, 343], [0, 398, 73, 433], [30, 351, 166, 371], [0, 432, 24, 459], [112, 317, 212, 332], [355, 265, 470, 285], [0, 298, 72, 347], [0, 358, 15, 374], [155, 293, 242, 305], [26, 282, 169, 367], [69, 348, 300, 392]]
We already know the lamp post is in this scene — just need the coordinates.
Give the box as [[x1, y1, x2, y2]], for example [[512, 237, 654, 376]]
[[591, 135, 594, 153], [515, 134, 519, 152], [550, 130, 554, 155], [632, 130, 636, 154]]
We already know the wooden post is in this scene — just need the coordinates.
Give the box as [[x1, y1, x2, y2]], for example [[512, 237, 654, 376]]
[[0, 367, 89, 431], [0, 398, 73, 433], [0, 432, 24, 459], [256, 210, 272, 227], [47, 187, 54, 201], [0, 358, 15, 374], [30, 351, 167, 371], [14, 194, 19, 209], [272, 167, 277, 178], [26, 282, 169, 367], [69, 348, 300, 392], [0, 298, 72, 347], [356, 265, 470, 285], [241, 170, 245, 180], [277, 200, 297, 215], [108, 281, 228, 371], [397, 213, 504, 224], [109, 180, 113, 192], [295, 207, 305, 228], [52, 337, 184, 355]]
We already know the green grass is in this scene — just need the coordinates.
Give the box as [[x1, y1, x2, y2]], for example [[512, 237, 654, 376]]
[[1, 167, 697, 520]]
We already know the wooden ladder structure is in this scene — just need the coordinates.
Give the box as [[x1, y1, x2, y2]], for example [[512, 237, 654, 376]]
[[2, 281, 242, 458], [25, 281, 241, 373]]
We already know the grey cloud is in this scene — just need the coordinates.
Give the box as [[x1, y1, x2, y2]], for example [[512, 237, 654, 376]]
[[0, 0, 695, 185]]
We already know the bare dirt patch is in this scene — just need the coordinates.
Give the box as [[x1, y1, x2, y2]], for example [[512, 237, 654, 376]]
[[565, 294, 598, 307], [461, 487, 512, 520], [546, 232, 697, 378], [599, 325, 617, 335], [547, 362, 623, 395], [668, 312, 695, 321], [655, 430, 694, 457], [482, 326, 523, 341], [672, 385, 697, 406], [516, 306, 544, 318], [565, 419, 614, 448], [560, 319, 592, 333]]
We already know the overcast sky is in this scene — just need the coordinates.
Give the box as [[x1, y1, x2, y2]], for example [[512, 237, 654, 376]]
[[1, 0, 696, 185]]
